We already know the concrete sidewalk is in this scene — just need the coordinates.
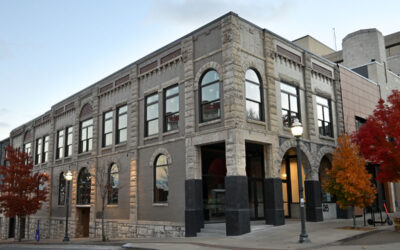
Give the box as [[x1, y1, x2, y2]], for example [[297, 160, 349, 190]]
[[1, 215, 398, 250], [122, 217, 396, 250]]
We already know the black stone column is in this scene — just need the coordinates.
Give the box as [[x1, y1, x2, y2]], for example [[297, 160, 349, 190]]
[[225, 176, 250, 236], [264, 178, 285, 225], [305, 180, 323, 222], [185, 179, 203, 237]]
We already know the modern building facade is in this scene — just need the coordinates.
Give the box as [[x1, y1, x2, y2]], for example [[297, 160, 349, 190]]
[[295, 28, 400, 214], [4, 12, 399, 240]]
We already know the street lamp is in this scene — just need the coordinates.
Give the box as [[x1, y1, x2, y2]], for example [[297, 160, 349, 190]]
[[291, 119, 310, 243], [63, 170, 73, 242]]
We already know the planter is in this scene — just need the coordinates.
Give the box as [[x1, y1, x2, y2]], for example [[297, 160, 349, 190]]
[[393, 217, 400, 232]]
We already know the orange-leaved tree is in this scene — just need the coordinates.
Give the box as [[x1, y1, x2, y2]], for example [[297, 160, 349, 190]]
[[0, 146, 48, 241], [323, 134, 376, 227]]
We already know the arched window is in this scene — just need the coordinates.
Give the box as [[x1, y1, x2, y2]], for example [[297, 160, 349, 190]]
[[108, 164, 119, 204], [77, 168, 91, 205], [245, 69, 263, 120], [154, 154, 169, 203], [200, 70, 220, 122], [58, 172, 66, 206]]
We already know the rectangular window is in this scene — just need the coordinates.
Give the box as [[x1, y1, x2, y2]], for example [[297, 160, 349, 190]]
[[316, 96, 333, 137], [23, 142, 32, 157], [164, 85, 179, 132], [56, 130, 64, 159], [35, 138, 42, 165], [355, 116, 366, 132], [80, 119, 93, 153], [42, 135, 49, 163], [280, 82, 300, 127], [116, 105, 127, 144], [65, 127, 73, 157], [145, 93, 159, 136], [102, 111, 113, 147]]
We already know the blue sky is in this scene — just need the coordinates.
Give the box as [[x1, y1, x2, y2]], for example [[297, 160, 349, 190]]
[[0, 0, 398, 140]]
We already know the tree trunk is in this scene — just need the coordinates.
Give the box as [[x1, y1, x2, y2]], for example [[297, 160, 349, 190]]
[[352, 206, 356, 228], [102, 198, 106, 241]]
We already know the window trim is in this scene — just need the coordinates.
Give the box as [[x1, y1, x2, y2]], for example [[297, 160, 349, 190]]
[[245, 69, 264, 121], [35, 138, 42, 165], [79, 118, 93, 153], [316, 96, 333, 137], [56, 130, 64, 160], [58, 172, 66, 206], [163, 84, 179, 132], [154, 154, 169, 203], [199, 69, 221, 123], [76, 167, 91, 205], [42, 135, 49, 163], [102, 110, 113, 148], [116, 105, 128, 144], [65, 126, 73, 157], [107, 164, 119, 204], [145, 93, 159, 137], [280, 82, 301, 127]]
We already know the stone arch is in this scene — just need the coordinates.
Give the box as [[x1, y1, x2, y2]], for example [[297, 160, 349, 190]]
[[276, 139, 315, 180], [315, 146, 334, 166], [79, 103, 93, 119], [149, 148, 172, 167], [23, 129, 32, 142], [194, 61, 223, 91]]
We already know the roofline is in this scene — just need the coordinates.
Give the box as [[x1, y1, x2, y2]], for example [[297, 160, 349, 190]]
[[52, 11, 238, 108], [236, 15, 337, 67]]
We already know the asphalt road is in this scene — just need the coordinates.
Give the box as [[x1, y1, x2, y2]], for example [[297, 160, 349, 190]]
[[0, 245, 123, 250]]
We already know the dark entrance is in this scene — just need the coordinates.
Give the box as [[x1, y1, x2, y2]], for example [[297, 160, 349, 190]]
[[76, 207, 90, 237], [368, 164, 386, 211], [19, 217, 25, 239], [8, 217, 15, 238], [202, 143, 226, 223], [245, 143, 265, 220]]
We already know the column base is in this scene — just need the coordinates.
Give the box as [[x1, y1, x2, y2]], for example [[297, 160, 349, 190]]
[[264, 178, 285, 226], [185, 179, 203, 237], [305, 180, 323, 222], [225, 176, 250, 236]]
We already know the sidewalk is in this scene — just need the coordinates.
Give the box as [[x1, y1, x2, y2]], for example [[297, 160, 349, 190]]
[[122, 216, 396, 250], [1, 215, 398, 250]]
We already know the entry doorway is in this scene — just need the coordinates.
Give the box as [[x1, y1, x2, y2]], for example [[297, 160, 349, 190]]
[[281, 149, 306, 218], [8, 217, 15, 238], [76, 207, 90, 237], [245, 143, 265, 220], [202, 143, 226, 223]]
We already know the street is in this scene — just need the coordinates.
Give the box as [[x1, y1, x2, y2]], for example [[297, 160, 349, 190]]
[[0, 245, 123, 250]]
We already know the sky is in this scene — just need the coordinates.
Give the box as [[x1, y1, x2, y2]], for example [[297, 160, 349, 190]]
[[0, 0, 398, 140]]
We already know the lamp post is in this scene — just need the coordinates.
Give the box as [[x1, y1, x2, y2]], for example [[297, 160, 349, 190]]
[[291, 119, 310, 243], [63, 170, 73, 242]]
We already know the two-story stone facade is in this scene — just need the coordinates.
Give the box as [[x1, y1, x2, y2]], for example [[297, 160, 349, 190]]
[[3, 12, 344, 239]]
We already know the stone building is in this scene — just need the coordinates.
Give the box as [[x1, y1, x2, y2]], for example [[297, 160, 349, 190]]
[[0, 138, 9, 166], [3, 12, 345, 239]]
